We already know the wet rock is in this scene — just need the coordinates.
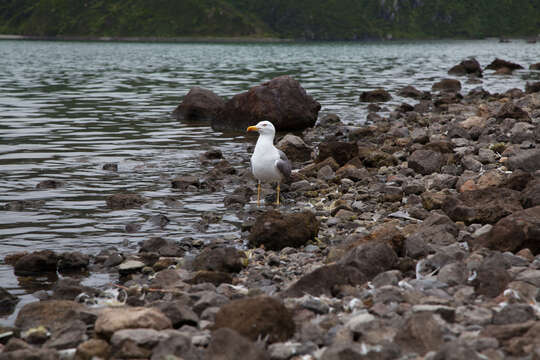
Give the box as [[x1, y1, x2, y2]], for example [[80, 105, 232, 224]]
[[106, 193, 147, 209], [448, 58, 483, 77], [507, 149, 540, 172], [171, 175, 200, 190], [224, 186, 254, 207], [317, 141, 358, 166], [486, 58, 524, 71], [3, 200, 45, 211], [57, 251, 89, 272], [118, 259, 146, 275], [213, 295, 294, 343], [14, 250, 58, 275], [173, 86, 225, 122], [395, 312, 444, 356], [473, 206, 540, 254], [139, 237, 184, 257], [206, 328, 269, 360], [360, 88, 392, 102], [36, 179, 64, 189], [213, 75, 320, 131], [276, 134, 312, 162], [75, 338, 110, 360], [15, 300, 85, 331], [282, 263, 367, 297], [95, 307, 172, 339], [200, 149, 223, 162], [495, 101, 530, 121], [51, 278, 99, 300], [192, 246, 245, 273], [0, 287, 18, 316], [525, 81, 540, 94], [432, 78, 462, 93], [248, 210, 318, 251], [442, 187, 522, 224], [408, 149, 445, 175], [398, 85, 429, 99], [102, 162, 118, 171]]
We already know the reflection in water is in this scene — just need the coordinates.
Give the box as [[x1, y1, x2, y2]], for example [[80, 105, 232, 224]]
[[0, 39, 539, 323]]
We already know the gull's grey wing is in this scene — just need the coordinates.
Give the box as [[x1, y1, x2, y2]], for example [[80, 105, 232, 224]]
[[276, 150, 292, 179]]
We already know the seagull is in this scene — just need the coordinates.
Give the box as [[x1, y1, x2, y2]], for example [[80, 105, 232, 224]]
[[246, 120, 291, 206]]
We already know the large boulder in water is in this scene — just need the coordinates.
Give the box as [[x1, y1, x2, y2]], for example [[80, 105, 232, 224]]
[[173, 86, 225, 122], [212, 76, 321, 131], [448, 58, 483, 77]]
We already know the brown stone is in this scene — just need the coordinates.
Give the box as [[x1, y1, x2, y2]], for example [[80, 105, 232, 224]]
[[395, 313, 444, 355], [248, 210, 318, 251], [213, 296, 295, 343], [173, 86, 225, 122], [94, 307, 172, 339], [213, 75, 320, 131], [75, 339, 110, 360], [106, 193, 147, 209]]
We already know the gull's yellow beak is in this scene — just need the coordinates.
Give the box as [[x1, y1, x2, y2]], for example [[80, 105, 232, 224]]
[[247, 126, 259, 132]]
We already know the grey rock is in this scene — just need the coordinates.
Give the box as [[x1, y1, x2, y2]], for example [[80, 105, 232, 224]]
[[492, 304, 535, 325]]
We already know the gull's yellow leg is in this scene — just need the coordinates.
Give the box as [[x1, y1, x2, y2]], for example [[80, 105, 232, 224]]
[[257, 181, 261, 207], [276, 183, 280, 206]]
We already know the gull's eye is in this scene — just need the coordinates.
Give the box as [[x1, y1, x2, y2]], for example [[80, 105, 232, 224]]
[[262, 124, 267, 127]]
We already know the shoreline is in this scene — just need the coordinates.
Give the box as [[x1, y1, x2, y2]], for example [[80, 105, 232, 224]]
[[0, 34, 293, 43]]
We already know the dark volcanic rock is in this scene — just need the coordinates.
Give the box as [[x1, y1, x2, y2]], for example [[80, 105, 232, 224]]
[[213, 296, 295, 343], [486, 58, 524, 71], [187, 270, 233, 286], [0, 348, 60, 360], [448, 58, 483, 77], [525, 81, 540, 94], [507, 149, 540, 172], [432, 78, 462, 93], [408, 149, 445, 175], [339, 241, 398, 279], [106, 193, 147, 209], [150, 333, 200, 360], [213, 75, 321, 131], [398, 85, 429, 99], [173, 86, 225, 122], [36, 179, 64, 189], [206, 328, 269, 360], [359, 88, 392, 102], [52, 278, 99, 300], [248, 210, 319, 251], [276, 134, 312, 162], [171, 176, 200, 190], [521, 179, 540, 208], [139, 237, 184, 257], [442, 188, 523, 224], [472, 206, 540, 254], [492, 304, 535, 325], [471, 254, 512, 298], [192, 246, 245, 273], [14, 250, 58, 275], [282, 263, 367, 297], [0, 287, 19, 316], [317, 141, 358, 166], [57, 251, 89, 272], [495, 102, 530, 121], [15, 300, 85, 331], [153, 300, 199, 328], [395, 312, 444, 356]]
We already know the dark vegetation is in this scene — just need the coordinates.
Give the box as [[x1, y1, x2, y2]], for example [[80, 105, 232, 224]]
[[1, 0, 540, 40]]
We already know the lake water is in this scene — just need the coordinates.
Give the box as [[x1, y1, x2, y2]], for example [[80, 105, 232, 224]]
[[0, 39, 539, 324]]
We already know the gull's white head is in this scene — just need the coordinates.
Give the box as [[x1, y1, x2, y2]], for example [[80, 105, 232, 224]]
[[246, 120, 275, 136]]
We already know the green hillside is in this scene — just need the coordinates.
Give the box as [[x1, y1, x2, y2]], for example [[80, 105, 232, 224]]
[[1, 0, 539, 40]]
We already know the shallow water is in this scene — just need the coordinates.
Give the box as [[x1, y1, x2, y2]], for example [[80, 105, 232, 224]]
[[0, 39, 539, 324]]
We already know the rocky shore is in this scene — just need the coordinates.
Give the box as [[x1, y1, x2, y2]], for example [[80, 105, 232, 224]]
[[2, 57, 540, 360]]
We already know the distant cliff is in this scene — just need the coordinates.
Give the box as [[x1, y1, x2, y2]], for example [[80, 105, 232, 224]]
[[1, 0, 539, 40]]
